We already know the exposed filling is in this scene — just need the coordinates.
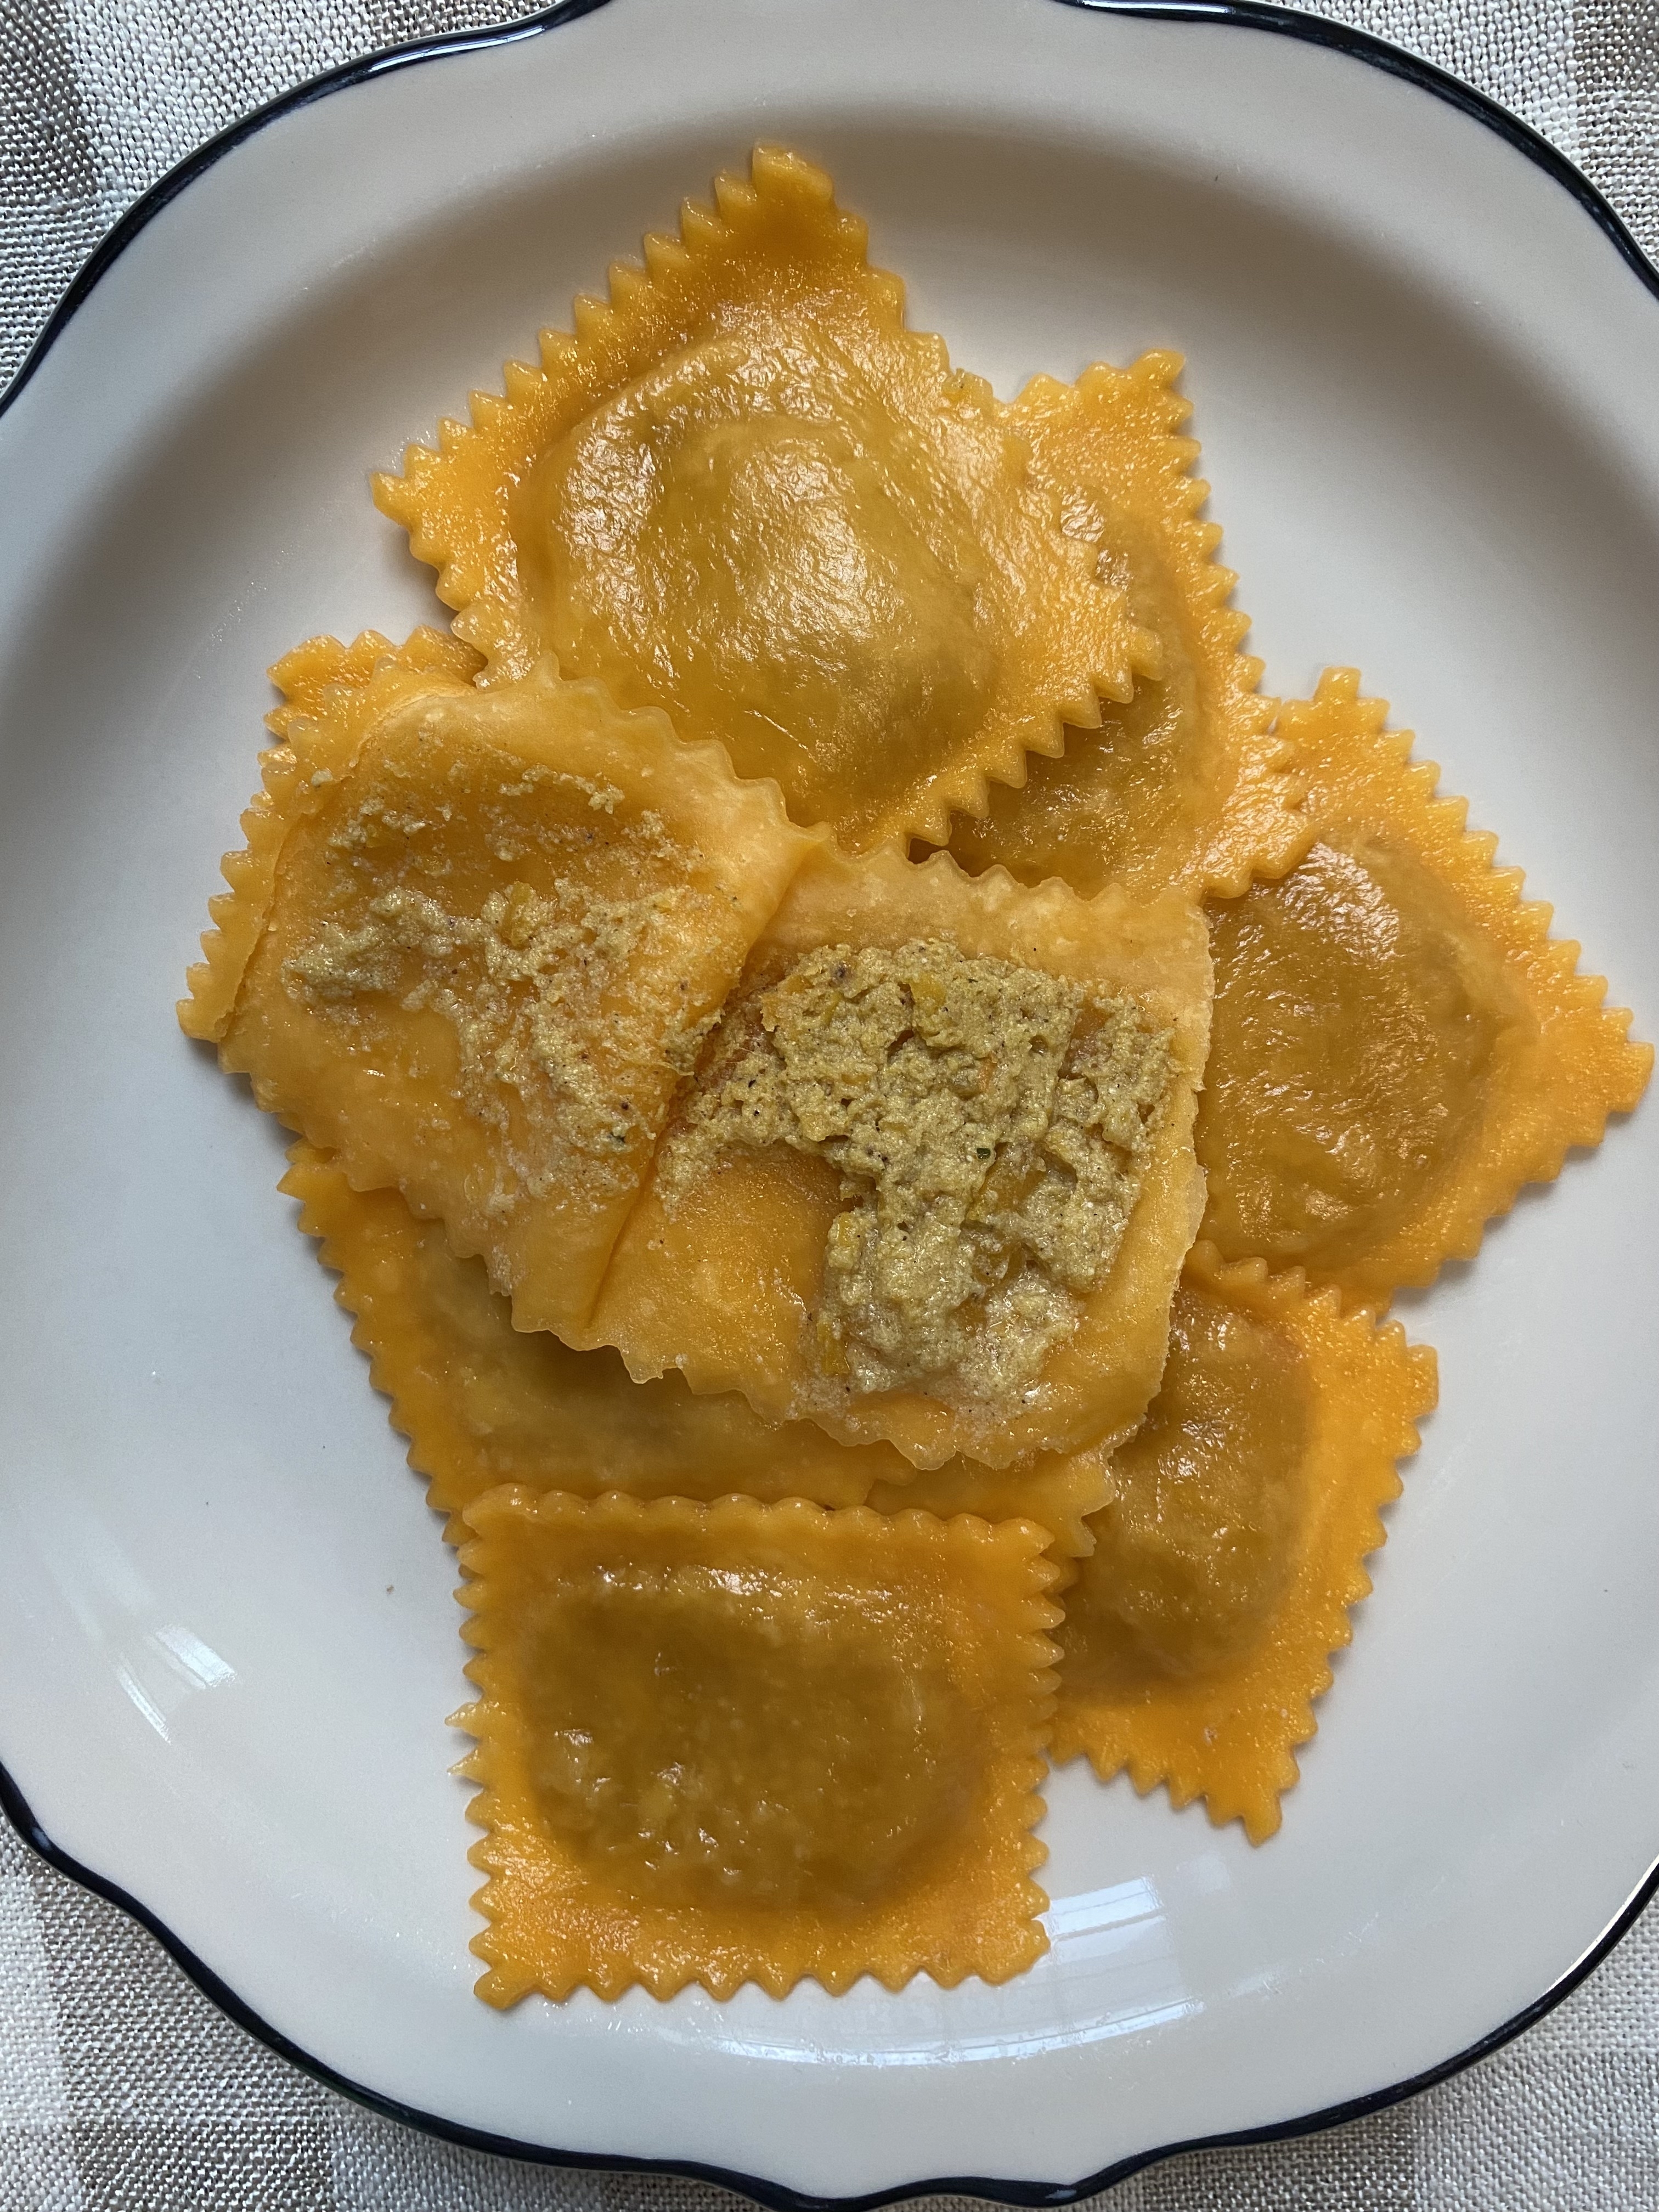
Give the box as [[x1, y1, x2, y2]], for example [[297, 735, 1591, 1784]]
[[306, 1165, 877, 1516], [520, 1565, 978, 1910], [1059, 1282, 1308, 1686], [1197, 829, 1529, 1273], [663, 938, 1173, 1406], [281, 733, 717, 1213]]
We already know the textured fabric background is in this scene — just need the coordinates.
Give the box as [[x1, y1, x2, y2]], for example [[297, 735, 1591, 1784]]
[[2, 1, 1657, 2205]]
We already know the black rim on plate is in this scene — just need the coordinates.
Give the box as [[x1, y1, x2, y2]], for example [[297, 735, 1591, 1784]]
[[1, 2, 1655, 2201]]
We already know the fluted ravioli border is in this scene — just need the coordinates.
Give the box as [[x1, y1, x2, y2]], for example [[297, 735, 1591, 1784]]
[[2, 0, 1657, 2204]]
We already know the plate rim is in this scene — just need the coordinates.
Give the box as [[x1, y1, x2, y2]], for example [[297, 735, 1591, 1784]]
[[3, 1, 1657, 2199], [2, 0, 1656, 427], [8, 1756, 1658, 2209]]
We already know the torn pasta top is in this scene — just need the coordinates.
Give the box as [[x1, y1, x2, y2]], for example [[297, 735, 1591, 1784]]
[[589, 843, 1212, 1471], [184, 638, 1205, 1465], [658, 939, 1172, 1410], [180, 641, 817, 1336]]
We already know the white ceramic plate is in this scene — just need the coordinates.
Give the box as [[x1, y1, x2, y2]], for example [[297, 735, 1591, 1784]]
[[2, 0, 1656, 2199]]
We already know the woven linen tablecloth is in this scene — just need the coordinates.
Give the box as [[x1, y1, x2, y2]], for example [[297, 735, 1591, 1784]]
[[2, 2, 1657, 2206]]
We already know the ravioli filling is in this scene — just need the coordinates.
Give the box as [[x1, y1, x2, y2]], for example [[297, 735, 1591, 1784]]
[[281, 753, 717, 1217], [520, 1561, 979, 1911], [664, 939, 1173, 1407], [1060, 1282, 1308, 1688]]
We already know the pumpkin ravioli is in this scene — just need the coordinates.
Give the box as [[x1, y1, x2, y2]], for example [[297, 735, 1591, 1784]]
[[947, 353, 1307, 901], [179, 642, 818, 1337], [455, 1491, 1060, 2002], [374, 145, 1153, 850], [183, 639, 1203, 1475], [1053, 1242, 1437, 1843], [281, 1141, 1110, 1553], [588, 842, 1212, 1471], [262, 624, 484, 737], [1197, 669, 1652, 1302]]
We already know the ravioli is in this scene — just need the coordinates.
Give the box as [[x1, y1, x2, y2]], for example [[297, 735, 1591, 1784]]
[[374, 145, 1153, 849], [891, 1448, 1111, 1561], [455, 1491, 1060, 2002], [1052, 1242, 1437, 1842], [946, 353, 1307, 900], [178, 142, 1657, 1944], [281, 1141, 1110, 1550], [1197, 669, 1652, 1301], [180, 643, 817, 1335], [588, 842, 1212, 1469], [263, 624, 483, 737]]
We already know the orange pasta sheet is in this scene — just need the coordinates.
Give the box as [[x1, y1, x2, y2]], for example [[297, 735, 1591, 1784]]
[[1053, 1242, 1436, 1843], [948, 352, 1306, 900], [456, 1491, 1060, 2002], [374, 146, 1154, 849], [1197, 669, 1651, 1302]]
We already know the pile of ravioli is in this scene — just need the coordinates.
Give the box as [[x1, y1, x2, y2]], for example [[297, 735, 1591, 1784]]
[[179, 149, 1650, 2007]]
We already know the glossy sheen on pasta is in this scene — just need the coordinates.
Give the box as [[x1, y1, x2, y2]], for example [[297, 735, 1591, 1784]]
[[1052, 1243, 1437, 1843], [589, 842, 1213, 1470], [374, 146, 1153, 849], [1196, 670, 1652, 1302], [179, 643, 817, 1335], [946, 353, 1307, 900], [280, 1141, 1112, 1554], [263, 624, 484, 736], [455, 1491, 1060, 2002]]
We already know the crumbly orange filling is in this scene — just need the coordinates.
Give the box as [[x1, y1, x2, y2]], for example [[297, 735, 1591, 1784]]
[[590, 842, 1212, 1469], [658, 939, 1172, 1409], [455, 1492, 1059, 2002], [946, 353, 1307, 901], [373, 146, 1154, 849], [180, 645, 817, 1335], [281, 1140, 1110, 1551], [1197, 669, 1652, 1302], [1052, 1242, 1437, 1842], [191, 639, 1206, 1460]]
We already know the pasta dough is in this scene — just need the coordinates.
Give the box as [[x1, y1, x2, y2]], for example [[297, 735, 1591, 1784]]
[[947, 353, 1307, 900], [1052, 1242, 1437, 1842], [186, 637, 1204, 1472], [263, 624, 483, 736], [176, 146, 1656, 1953], [374, 146, 1153, 849], [1198, 669, 1653, 1301], [281, 1141, 1111, 1551], [589, 843, 1212, 1470], [456, 1491, 1060, 2002], [180, 644, 817, 1335]]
